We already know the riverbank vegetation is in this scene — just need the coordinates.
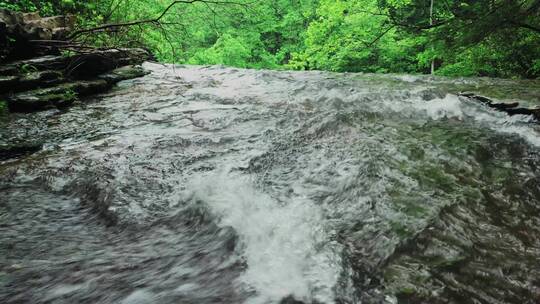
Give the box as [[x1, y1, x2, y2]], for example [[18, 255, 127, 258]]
[[2, 0, 539, 78]]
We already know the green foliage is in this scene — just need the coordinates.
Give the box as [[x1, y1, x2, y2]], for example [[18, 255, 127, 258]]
[[532, 59, 540, 76], [0, 100, 8, 116], [287, 0, 425, 73], [62, 89, 77, 100], [61, 50, 75, 58], [189, 33, 254, 68], [0, 0, 87, 16], [2, 0, 538, 78]]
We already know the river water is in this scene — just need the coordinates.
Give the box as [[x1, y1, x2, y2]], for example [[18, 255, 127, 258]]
[[1, 63, 540, 304]]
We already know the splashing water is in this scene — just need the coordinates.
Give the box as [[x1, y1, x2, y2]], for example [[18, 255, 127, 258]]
[[185, 170, 341, 303], [1, 63, 540, 304]]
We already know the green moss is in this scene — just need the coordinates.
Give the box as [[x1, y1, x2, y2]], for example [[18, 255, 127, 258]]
[[398, 286, 417, 295], [20, 64, 38, 75], [0, 100, 8, 115], [42, 91, 78, 108], [63, 89, 78, 100], [61, 50, 75, 58]]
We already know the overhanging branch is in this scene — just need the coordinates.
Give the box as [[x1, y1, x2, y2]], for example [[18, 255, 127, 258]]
[[67, 0, 246, 40], [510, 20, 540, 34]]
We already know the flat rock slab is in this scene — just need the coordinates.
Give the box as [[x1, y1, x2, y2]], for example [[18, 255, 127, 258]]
[[2, 49, 151, 78], [65, 49, 151, 78], [98, 65, 150, 84], [1, 50, 151, 112], [0, 75, 19, 92], [1, 55, 69, 75], [0, 70, 63, 94], [7, 79, 112, 112]]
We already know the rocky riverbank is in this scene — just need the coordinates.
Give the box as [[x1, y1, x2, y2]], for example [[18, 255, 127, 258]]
[[1, 49, 150, 112], [0, 9, 151, 159], [0, 9, 151, 114]]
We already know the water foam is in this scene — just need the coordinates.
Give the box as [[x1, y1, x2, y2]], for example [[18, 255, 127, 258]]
[[465, 105, 540, 147], [403, 94, 540, 147], [416, 94, 464, 120], [185, 170, 342, 304]]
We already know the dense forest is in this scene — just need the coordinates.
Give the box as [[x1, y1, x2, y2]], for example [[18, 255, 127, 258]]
[[1, 0, 540, 78]]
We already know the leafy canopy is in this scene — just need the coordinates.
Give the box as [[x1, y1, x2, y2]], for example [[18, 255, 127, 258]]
[[1, 0, 539, 78]]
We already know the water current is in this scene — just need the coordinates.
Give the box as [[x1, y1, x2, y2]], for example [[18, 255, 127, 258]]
[[1, 63, 540, 303]]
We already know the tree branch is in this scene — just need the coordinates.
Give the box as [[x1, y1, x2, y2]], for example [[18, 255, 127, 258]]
[[510, 20, 540, 34], [67, 0, 245, 40], [364, 25, 395, 48]]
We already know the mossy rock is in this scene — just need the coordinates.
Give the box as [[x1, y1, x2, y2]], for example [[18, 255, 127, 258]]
[[2, 49, 150, 79], [7, 55, 69, 73], [6, 79, 111, 112], [20, 70, 63, 86], [0, 71, 64, 95], [7, 91, 76, 112], [1, 49, 151, 113], [0, 75, 19, 94], [66, 49, 151, 78], [98, 65, 149, 84]]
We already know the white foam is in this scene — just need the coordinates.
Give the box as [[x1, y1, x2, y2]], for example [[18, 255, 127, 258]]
[[469, 110, 540, 147], [403, 94, 540, 148], [414, 94, 464, 120], [185, 170, 341, 304], [446, 94, 540, 147]]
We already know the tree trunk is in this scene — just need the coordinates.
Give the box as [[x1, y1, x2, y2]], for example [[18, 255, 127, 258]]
[[430, 0, 435, 75]]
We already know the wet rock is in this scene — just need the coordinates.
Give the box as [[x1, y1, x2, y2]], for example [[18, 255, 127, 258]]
[[0, 9, 75, 61], [1, 8, 152, 113], [2, 49, 150, 78], [0, 140, 43, 160], [98, 65, 150, 84], [491, 102, 520, 110], [2, 49, 150, 79], [7, 80, 112, 112], [7, 91, 75, 112], [23, 15, 75, 39], [65, 49, 151, 78], [13, 70, 64, 92], [21, 12, 40, 22], [66, 79, 112, 96], [1, 51, 150, 112], [0, 75, 19, 93], [2, 55, 69, 75], [505, 107, 540, 119]]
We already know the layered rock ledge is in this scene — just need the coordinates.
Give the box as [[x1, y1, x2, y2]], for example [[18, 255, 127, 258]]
[[0, 9, 152, 113]]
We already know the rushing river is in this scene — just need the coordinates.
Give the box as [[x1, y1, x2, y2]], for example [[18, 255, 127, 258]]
[[1, 63, 540, 304]]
